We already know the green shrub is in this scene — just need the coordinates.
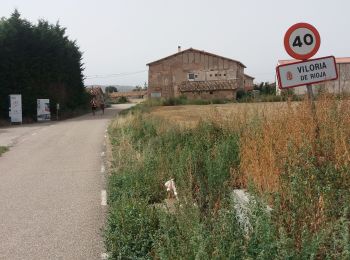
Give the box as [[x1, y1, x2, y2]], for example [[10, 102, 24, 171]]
[[144, 96, 230, 107], [105, 197, 159, 259], [117, 96, 129, 103], [0, 146, 8, 156], [108, 96, 130, 104], [106, 115, 241, 258], [161, 96, 188, 106], [236, 89, 247, 100], [189, 99, 211, 105]]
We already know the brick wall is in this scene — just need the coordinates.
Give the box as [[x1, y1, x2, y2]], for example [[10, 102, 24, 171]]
[[182, 90, 236, 100], [148, 50, 245, 99]]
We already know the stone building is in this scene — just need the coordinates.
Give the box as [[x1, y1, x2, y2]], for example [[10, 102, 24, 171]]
[[147, 47, 248, 100], [244, 74, 255, 91], [86, 86, 104, 105], [276, 57, 350, 95]]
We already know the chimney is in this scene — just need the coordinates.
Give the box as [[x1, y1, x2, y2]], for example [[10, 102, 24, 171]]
[[178, 46, 181, 52]]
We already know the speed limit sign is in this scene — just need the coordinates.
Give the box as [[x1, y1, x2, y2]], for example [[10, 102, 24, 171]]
[[284, 23, 321, 60]]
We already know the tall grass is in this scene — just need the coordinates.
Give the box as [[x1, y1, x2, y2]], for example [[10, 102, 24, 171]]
[[106, 94, 350, 259], [239, 94, 350, 255]]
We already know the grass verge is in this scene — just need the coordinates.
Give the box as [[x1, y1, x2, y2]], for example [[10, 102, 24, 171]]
[[106, 94, 350, 259]]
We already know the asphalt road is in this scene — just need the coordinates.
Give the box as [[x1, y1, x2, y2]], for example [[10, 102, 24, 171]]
[[0, 104, 133, 260]]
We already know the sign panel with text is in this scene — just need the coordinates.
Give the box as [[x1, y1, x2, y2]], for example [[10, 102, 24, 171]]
[[276, 56, 338, 89], [9, 94, 22, 123], [37, 99, 51, 121]]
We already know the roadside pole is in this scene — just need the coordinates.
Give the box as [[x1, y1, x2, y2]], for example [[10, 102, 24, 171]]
[[306, 84, 319, 141], [56, 103, 60, 121], [306, 84, 316, 111], [306, 84, 314, 100]]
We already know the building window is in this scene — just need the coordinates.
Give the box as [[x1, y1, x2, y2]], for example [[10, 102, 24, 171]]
[[215, 74, 217, 76], [195, 75, 198, 78], [188, 73, 195, 80], [210, 74, 212, 77], [224, 74, 226, 76], [210, 91, 213, 94]]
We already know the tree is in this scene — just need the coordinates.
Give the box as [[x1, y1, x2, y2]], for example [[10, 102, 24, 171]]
[[132, 86, 143, 91], [105, 86, 118, 93], [0, 10, 87, 120], [253, 82, 276, 95]]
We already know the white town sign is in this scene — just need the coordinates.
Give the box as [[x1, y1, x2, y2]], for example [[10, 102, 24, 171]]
[[276, 56, 338, 89]]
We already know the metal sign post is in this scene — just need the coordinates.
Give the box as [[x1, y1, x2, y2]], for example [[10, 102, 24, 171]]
[[56, 103, 60, 121], [306, 84, 316, 110]]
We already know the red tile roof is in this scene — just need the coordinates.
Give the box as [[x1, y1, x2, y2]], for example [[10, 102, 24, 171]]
[[109, 91, 147, 98], [244, 74, 255, 80], [86, 86, 103, 96], [335, 57, 350, 64], [179, 80, 238, 92], [147, 48, 246, 68]]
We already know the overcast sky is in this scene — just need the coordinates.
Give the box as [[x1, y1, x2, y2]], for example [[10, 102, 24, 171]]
[[1, 0, 350, 86]]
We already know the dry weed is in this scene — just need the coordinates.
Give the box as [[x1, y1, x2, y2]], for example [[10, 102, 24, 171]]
[[239, 95, 350, 201]]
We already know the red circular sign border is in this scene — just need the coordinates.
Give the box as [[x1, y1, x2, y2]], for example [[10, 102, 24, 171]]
[[284, 22, 321, 60]]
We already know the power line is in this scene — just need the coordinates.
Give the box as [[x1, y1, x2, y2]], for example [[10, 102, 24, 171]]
[[85, 70, 147, 79]]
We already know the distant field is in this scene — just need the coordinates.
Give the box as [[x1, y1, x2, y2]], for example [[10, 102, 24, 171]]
[[149, 102, 297, 127]]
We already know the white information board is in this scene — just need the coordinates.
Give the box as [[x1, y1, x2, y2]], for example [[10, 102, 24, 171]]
[[37, 99, 51, 121], [9, 94, 22, 123]]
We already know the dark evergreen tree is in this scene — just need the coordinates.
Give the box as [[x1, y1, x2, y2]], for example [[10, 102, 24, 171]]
[[0, 10, 88, 120]]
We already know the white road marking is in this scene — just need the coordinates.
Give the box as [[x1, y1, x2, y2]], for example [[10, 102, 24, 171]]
[[101, 152, 105, 157], [101, 253, 109, 259], [101, 190, 107, 206], [101, 165, 105, 173]]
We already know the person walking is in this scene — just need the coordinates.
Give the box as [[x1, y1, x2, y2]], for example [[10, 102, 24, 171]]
[[91, 98, 97, 116]]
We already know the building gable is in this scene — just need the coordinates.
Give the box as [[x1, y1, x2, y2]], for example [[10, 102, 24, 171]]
[[147, 48, 246, 68]]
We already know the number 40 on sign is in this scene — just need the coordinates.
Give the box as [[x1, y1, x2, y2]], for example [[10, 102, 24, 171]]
[[284, 23, 321, 61]]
